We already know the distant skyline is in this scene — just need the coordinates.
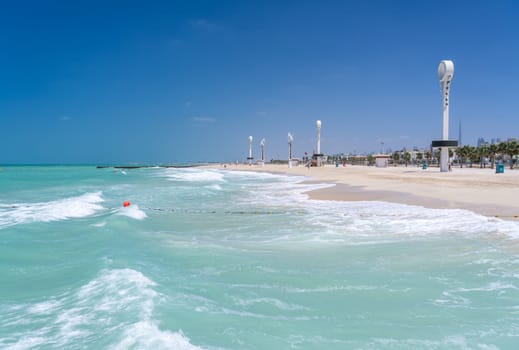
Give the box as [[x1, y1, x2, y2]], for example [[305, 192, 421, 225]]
[[2, 0, 519, 164]]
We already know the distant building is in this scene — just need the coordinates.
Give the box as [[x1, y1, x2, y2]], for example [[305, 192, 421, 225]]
[[477, 137, 487, 147], [374, 154, 390, 167]]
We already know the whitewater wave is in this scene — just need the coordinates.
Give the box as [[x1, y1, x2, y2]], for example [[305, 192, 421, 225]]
[[0, 192, 105, 229], [116, 204, 148, 220], [0, 269, 203, 350], [111, 322, 201, 350], [163, 168, 225, 182], [206, 184, 222, 191], [233, 171, 519, 242]]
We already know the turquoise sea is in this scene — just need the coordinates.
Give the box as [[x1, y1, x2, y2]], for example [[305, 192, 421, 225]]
[[1, 165, 519, 349]]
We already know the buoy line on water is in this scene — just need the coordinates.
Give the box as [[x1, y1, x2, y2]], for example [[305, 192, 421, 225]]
[[119, 202, 519, 219], [140, 207, 307, 215], [117, 202, 305, 215]]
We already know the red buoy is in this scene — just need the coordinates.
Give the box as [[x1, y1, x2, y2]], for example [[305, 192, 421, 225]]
[[123, 201, 131, 207]]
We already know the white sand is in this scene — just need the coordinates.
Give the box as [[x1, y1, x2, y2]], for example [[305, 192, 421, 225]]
[[208, 163, 519, 220]]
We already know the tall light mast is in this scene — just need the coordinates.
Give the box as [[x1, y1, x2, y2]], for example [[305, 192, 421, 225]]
[[288, 132, 293, 168], [314, 120, 323, 166], [432, 60, 457, 172], [259, 138, 265, 166], [247, 136, 254, 165]]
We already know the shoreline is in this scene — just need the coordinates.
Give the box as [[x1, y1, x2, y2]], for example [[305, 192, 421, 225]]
[[206, 163, 519, 220]]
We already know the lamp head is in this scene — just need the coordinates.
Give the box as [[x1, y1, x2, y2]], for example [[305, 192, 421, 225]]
[[438, 60, 454, 82], [316, 120, 321, 129], [248, 136, 253, 144], [288, 132, 293, 143], [260, 138, 265, 146]]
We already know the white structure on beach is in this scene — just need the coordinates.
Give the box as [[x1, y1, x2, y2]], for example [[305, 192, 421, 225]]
[[314, 120, 323, 166], [375, 154, 390, 167], [433, 60, 458, 172], [259, 138, 265, 166], [316, 120, 321, 155], [247, 136, 254, 164], [288, 132, 293, 168]]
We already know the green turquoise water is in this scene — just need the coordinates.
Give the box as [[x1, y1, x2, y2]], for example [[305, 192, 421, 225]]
[[1, 166, 518, 349]]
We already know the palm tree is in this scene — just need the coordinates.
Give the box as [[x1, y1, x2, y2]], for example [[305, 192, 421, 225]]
[[434, 149, 441, 165], [367, 154, 375, 166], [497, 141, 514, 169], [457, 145, 471, 168], [469, 146, 479, 167], [489, 144, 498, 169], [416, 152, 423, 162], [504, 140, 519, 169], [456, 146, 466, 168], [403, 152, 411, 167], [424, 151, 432, 165], [513, 141, 519, 169], [392, 151, 400, 167], [478, 144, 490, 168], [498, 142, 508, 167]]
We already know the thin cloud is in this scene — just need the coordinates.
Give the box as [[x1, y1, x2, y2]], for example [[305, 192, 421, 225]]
[[60, 116, 71, 121], [189, 19, 221, 32], [192, 117, 216, 123]]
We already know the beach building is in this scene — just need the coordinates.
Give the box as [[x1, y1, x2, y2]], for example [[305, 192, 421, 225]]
[[374, 154, 390, 167]]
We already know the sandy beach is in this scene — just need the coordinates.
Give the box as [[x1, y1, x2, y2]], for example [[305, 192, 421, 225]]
[[209, 163, 519, 220]]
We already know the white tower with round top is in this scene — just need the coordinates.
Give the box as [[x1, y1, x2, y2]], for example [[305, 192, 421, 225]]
[[314, 120, 323, 166], [247, 136, 254, 164], [433, 60, 457, 172], [259, 138, 265, 166], [287, 132, 293, 168]]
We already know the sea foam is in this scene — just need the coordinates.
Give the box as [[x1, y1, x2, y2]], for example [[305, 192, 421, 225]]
[[238, 171, 519, 242], [0, 269, 203, 350], [163, 168, 225, 182], [116, 204, 148, 220], [111, 322, 202, 350], [0, 192, 104, 228]]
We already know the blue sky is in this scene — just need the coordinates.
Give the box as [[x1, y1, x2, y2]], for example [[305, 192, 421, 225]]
[[1, 0, 519, 164]]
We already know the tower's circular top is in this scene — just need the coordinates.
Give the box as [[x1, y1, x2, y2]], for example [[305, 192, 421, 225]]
[[438, 60, 454, 82]]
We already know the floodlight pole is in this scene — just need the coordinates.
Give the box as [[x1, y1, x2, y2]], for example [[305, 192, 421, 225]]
[[260, 138, 265, 161], [259, 138, 265, 166], [288, 133, 293, 168], [247, 136, 254, 165], [438, 60, 454, 172], [315, 120, 322, 166]]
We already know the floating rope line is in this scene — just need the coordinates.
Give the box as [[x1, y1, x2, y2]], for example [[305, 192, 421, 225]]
[[139, 207, 307, 215], [118, 206, 519, 219]]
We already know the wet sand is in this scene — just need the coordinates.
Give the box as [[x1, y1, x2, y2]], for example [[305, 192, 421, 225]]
[[209, 163, 519, 220]]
